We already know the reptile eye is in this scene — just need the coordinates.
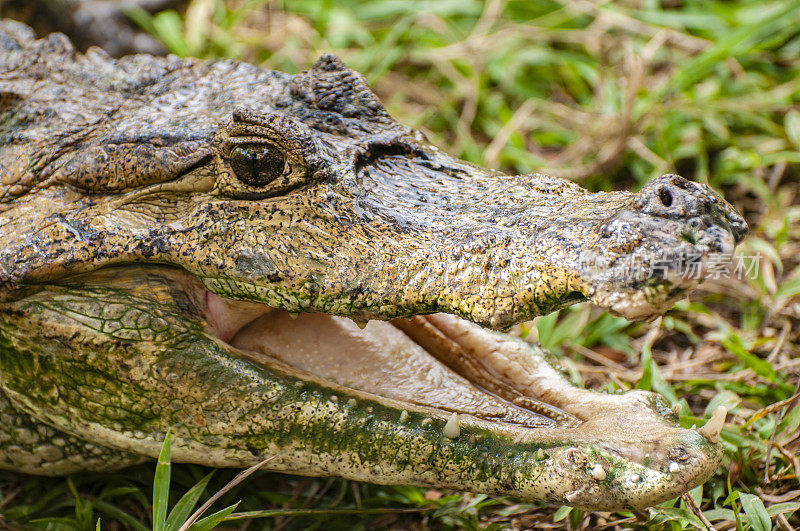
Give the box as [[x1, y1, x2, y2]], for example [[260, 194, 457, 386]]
[[229, 144, 286, 187]]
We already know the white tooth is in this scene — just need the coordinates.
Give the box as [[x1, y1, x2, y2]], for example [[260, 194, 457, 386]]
[[565, 487, 585, 503], [668, 461, 679, 473], [629, 473, 640, 483], [329, 395, 338, 403], [536, 448, 546, 460], [697, 405, 727, 443], [347, 398, 356, 407], [398, 410, 409, 424], [288, 312, 299, 319], [591, 464, 607, 481], [443, 412, 461, 439]]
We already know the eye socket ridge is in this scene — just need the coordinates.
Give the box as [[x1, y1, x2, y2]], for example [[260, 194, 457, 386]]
[[229, 142, 288, 188]]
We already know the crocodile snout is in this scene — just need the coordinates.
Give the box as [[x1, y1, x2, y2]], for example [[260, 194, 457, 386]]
[[635, 174, 748, 243]]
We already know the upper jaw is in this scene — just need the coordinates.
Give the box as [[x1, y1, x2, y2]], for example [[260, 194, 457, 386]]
[[192, 168, 746, 329]]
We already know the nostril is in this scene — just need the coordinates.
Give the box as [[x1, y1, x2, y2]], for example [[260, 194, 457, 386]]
[[658, 187, 673, 207]]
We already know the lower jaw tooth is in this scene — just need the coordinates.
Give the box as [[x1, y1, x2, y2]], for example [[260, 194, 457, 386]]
[[591, 464, 607, 480], [565, 486, 588, 503], [536, 448, 546, 460], [697, 405, 727, 442], [443, 412, 461, 438]]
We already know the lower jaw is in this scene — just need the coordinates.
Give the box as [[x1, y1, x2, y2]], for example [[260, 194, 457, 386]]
[[0, 265, 723, 509], [196, 289, 723, 509]]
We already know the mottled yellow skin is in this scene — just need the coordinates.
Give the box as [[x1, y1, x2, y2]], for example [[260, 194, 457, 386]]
[[0, 20, 746, 509]]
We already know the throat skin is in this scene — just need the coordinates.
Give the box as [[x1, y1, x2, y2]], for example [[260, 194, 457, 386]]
[[0, 266, 721, 511]]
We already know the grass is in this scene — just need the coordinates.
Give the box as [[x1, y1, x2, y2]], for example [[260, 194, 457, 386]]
[[2, 0, 800, 528]]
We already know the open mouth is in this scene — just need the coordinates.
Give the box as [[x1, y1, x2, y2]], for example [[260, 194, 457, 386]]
[[232, 311, 577, 430], [200, 287, 583, 434], [196, 283, 724, 476], [10, 263, 726, 509]]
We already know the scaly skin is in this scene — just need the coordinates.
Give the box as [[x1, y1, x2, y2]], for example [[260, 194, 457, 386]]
[[0, 20, 747, 510]]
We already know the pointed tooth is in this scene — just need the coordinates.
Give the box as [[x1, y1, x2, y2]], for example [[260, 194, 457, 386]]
[[565, 487, 586, 503], [590, 464, 607, 481], [443, 412, 461, 439], [671, 403, 682, 416], [697, 405, 727, 443], [354, 319, 369, 330], [288, 312, 299, 319]]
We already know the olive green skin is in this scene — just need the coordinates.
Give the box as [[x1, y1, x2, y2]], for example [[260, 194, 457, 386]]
[[0, 20, 743, 510]]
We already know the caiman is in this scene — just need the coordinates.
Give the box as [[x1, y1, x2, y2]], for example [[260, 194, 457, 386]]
[[0, 20, 748, 510]]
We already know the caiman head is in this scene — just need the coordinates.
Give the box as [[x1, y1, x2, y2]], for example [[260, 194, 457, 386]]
[[0, 24, 746, 510]]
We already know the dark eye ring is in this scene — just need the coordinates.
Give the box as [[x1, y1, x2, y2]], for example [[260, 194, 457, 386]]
[[229, 143, 286, 187]]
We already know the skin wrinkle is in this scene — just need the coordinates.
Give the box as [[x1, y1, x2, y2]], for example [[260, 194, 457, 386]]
[[0, 21, 746, 510]]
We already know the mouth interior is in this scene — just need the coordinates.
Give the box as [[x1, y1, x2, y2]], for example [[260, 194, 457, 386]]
[[203, 290, 578, 430]]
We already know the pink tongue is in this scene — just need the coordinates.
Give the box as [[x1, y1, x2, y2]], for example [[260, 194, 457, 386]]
[[229, 310, 552, 428]]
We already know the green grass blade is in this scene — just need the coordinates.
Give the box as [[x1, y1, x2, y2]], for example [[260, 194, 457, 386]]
[[153, 431, 172, 531], [93, 500, 151, 531], [124, 5, 158, 36], [165, 473, 214, 531], [187, 502, 239, 531], [669, 2, 795, 91], [152, 10, 190, 57], [721, 333, 779, 382], [740, 493, 772, 531]]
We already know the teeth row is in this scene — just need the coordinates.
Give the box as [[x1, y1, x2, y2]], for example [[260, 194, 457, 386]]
[[328, 394, 715, 489], [289, 313, 371, 329]]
